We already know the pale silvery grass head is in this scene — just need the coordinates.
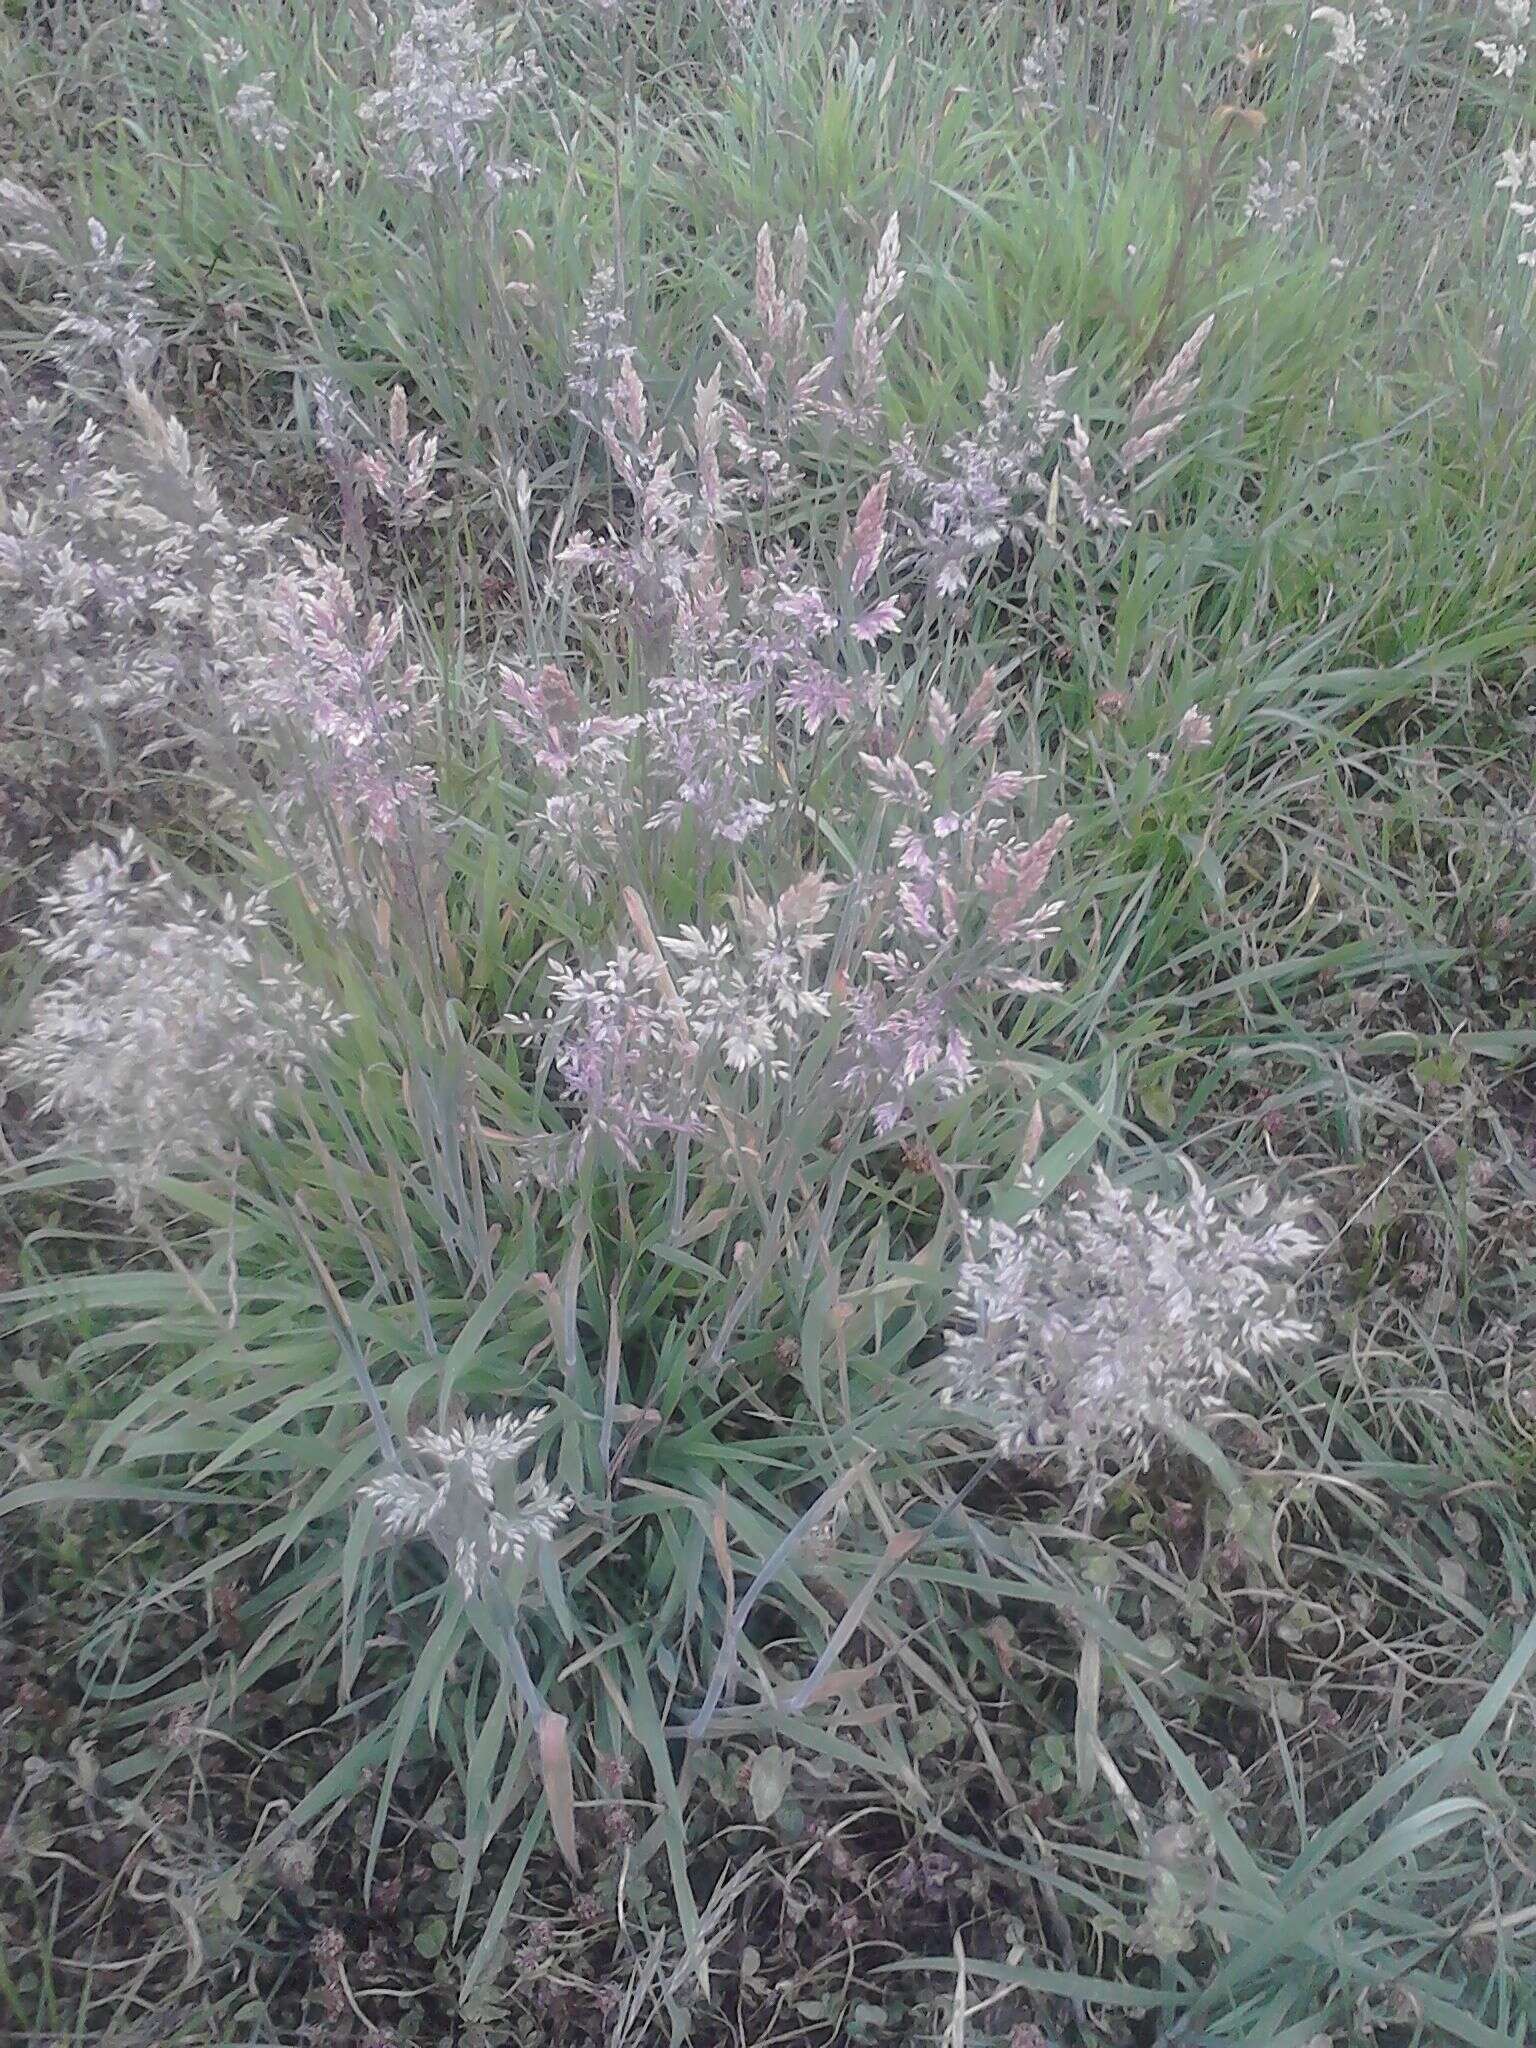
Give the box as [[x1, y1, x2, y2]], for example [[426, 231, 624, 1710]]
[[360, 0, 543, 188], [942, 1165, 1323, 1475], [1244, 159, 1316, 237], [1498, 140, 1536, 268], [1476, 0, 1528, 78], [0, 384, 284, 745], [223, 77, 295, 152], [4, 832, 341, 1208], [359, 1406, 572, 1598], [1308, 7, 1406, 144], [0, 179, 162, 392]]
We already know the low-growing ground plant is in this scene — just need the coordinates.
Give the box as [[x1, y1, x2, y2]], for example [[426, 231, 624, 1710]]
[[4, 1, 1536, 2043]]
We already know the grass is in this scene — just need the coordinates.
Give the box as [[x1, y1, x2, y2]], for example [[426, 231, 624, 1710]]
[[4, 0, 1536, 2042]]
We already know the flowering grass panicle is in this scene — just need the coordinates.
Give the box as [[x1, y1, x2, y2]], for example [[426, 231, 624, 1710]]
[[1477, 0, 1529, 77], [1119, 316, 1214, 473], [858, 673, 1069, 986], [942, 1166, 1322, 1472], [201, 36, 249, 76], [222, 76, 295, 152], [526, 945, 699, 1175], [360, 0, 542, 187], [556, 340, 907, 823], [1244, 158, 1317, 235], [310, 378, 441, 530], [714, 214, 903, 491], [527, 880, 833, 1175], [502, 631, 773, 878], [1, 178, 162, 390], [833, 210, 906, 435], [663, 872, 835, 1076], [358, 1406, 571, 1599], [265, 550, 433, 846], [525, 759, 1067, 1168], [559, 364, 720, 642], [836, 984, 976, 1135], [1309, 5, 1406, 141], [1016, 22, 1070, 109], [895, 315, 1214, 596], [0, 384, 281, 748], [1497, 138, 1536, 265], [499, 663, 641, 899], [642, 665, 776, 845], [567, 264, 641, 434], [893, 333, 1072, 598], [4, 832, 341, 1207]]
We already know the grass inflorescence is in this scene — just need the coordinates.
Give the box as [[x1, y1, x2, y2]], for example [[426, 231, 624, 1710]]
[[3, 1, 1536, 2043]]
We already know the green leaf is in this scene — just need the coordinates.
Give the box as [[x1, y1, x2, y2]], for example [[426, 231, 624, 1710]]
[[749, 1745, 794, 1823], [415, 1917, 448, 1960]]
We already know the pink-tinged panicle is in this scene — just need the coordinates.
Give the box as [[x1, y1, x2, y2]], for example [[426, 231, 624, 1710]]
[[692, 367, 729, 523], [752, 217, 811, 361], [499, 661, 587, 771], [755, 224, 780, 338], [979, 811, 1071, 952], [267, 548, 433, 845], [739, 548, 900, 732], [716, 323, 769, 409], [611, 353, 649, 448], [853, 692, 1068, 1000], [528, 877, 838, 1164], [644, 669, 774, 843], [714, 212, 904, 489], [499, 663, 640, 897], [1121, 316, 1214, 471], [355, 422, 440, 528], [858, 751, 928, 809], [838, 214, 904, 431], [850, 597, 903, 644], [537, 946, 701, 1171], [313, 378, 439, 530], [837, 985, 975, 1135], [961, 666, 1005, 747], [843, 473, 891, 594], [863, 213, 904, 323], [714, 219, 827, 496], [785, 217, 810, 299]]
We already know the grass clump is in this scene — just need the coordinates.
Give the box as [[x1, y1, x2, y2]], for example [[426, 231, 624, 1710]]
[[3, 1, 1536, 2043]]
